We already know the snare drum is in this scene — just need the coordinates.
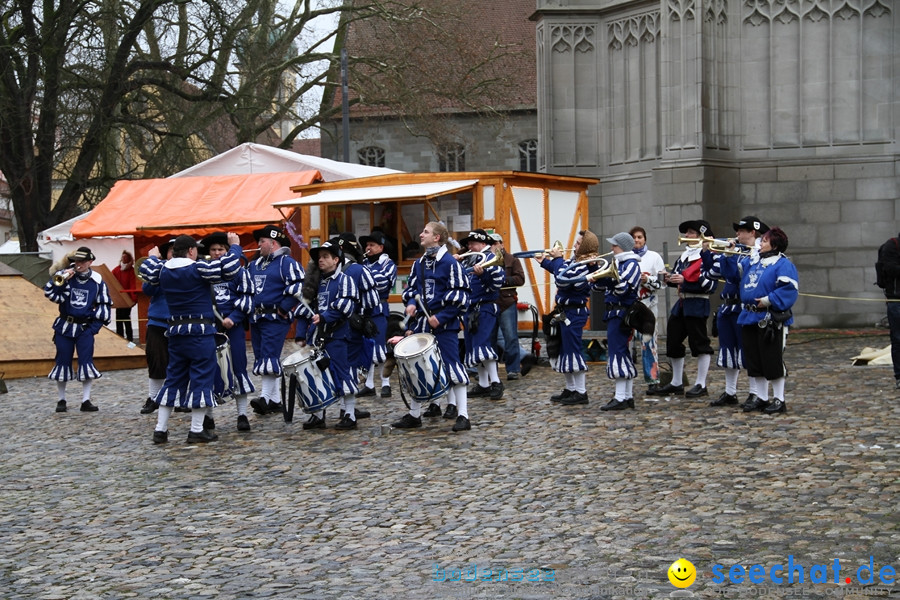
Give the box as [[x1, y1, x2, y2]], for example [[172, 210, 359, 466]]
[[393, 333, 450, 403], [281, 347, 340, 415], [214, 332, 234, 401]]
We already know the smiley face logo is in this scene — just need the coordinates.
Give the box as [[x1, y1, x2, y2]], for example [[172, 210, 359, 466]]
[[668, 558, 696, 588]]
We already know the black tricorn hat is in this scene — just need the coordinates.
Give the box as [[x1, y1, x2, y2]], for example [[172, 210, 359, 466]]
[[359, 231, 392, 251], [678, 219, 714, 238], [253, 224, 290, 247], [309, 240, 342, 261], [200, 231, 228, 254], [732, 216, 770, 234], [459, 229, 491, 245], [71, 246, 95, 262]]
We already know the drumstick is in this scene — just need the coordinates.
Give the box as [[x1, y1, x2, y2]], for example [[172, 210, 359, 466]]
[[414, 294, 431, 320]]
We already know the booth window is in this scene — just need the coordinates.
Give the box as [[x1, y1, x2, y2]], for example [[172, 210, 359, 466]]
[[437, 144, 466, 172], [519, 139, 538, 172], [358, 146, 385, 168]]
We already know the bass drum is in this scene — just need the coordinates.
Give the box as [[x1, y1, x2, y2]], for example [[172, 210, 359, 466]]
[[393, 333, 450, 403]]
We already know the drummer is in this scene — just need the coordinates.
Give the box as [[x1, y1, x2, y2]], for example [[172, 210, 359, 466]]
[[201, 232, 256, 432], [392, 221, 472, 432], [294, 240, 360, 430]]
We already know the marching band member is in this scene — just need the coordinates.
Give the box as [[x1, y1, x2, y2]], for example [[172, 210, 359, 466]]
[[539, 229, 600, 405], [649, 220, 718, 399], [201, 232, 256, 432], [359, 231, 397, 398], [629, 226, 666, 393], [392, 221, 472, 432], [247, 225, 304, 416], [295, 240, 359, 430], [722, 227, 798, 414], [458, 229, 506, 400], [45, 246, 111, 413], [140, 239, 177, 415], [703, 216, 768, 408], [140, 233, 243, 443], [333, 232, 378, 422], [592, 233, 642, 411]]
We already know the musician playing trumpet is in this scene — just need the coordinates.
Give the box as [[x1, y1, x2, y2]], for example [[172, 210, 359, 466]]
[[538, 229, 601, 405], [458, 229, 506, 400], [592, 233, 643, 411], [44, 246, 111, 413], [702, 216, 768, 409]]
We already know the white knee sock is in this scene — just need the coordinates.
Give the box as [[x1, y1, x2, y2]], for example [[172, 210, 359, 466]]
[[261, 375, 278, 402], [82, 379, 93, 402], [771, 377, 785, 401], [753, 376, 769, 401], [477, 365, 489, 388], [365, 365, 375, 389], [235, 394, 248, 417], [156, 405, 173, 432], [379, 363, 390, 387], [190, 410, 206, 433], [486, 359, 499, 384], [564, 372, 575, 391], [149, 378, 164, 399], [696, 354, 711, 386], [453, 384, 468, 418], [343, 394, 356, 421], [670, 357, 685, 386], [615, 378, 628, 400], [57, 381, 66, 401], [747, 375, 758, 396], [626, 378, 633, 398], [724, 368, 739, 395], [573, 372, 586, 394], [409, 399, 421, 418]]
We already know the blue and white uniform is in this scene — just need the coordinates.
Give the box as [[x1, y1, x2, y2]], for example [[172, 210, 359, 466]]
[[365, 252, 397, 366], [463, 251, 504, 367], [593, 252, 641, 380], [541, 256, 593, 374], [140, 245, 243, 409], [342, 260, 379, 372], [210, 266, 256, 399], [44, 270, 111, 382]]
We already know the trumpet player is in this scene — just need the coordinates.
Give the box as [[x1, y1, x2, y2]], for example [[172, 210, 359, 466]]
[[703, 216, 768, 408], [593, 233, 643, 411], [458, 229, 506, 400], [649, 220, 718, 399], [44, 247, 111, 413], [539, 229, 601, 405]]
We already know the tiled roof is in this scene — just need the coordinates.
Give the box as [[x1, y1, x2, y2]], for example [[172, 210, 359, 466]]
[[334, 0, 536, 117]]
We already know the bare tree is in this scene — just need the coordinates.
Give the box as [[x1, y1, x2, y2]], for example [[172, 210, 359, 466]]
[[0, 0, 414, 251]]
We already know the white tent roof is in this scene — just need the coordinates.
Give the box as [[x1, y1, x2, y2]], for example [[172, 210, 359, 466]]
[[170, 143, 400, 181], [273, 180, 478, 207]]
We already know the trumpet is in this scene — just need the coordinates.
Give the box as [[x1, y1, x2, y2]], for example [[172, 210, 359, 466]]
[[513, 240, 570, 258], [570, 251, 613, 266], [465, 250, 504, 273], [678, 234, 740, 252], [585, 260, 621, 284], [52, 269, 75, 286]]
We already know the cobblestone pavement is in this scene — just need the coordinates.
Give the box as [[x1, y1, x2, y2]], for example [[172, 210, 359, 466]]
[[1, 331, 898, 600]]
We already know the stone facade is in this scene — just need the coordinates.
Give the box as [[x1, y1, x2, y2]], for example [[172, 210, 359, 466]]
[[535, 0, 899, 327]]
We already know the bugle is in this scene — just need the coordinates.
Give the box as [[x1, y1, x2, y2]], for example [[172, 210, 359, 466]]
[[465, 250, 504, 273], [52, 269, 75, 286], [512, 240, 569, 258], [585, 260, 621, 283]]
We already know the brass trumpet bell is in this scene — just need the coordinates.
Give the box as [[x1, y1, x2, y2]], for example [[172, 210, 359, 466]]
[[512, 240, 569, 259], [465, 250, 504, 273], [585, 260, 620, 283], [52, 270, 74, 286]]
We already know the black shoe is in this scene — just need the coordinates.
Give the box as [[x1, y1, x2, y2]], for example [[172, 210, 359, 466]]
[[763, 399, 787, 414], [237, 415, 251, 431], [392, 413, 422, 428], [381, 385, 392, 398], [422, 403, 442, 418], [355, 407, 371, 419], [335, 414, 358, 430], [174, 405, 191, 413], [80, 400, 99, 412], [356, 386, 376, 397], [742, 394, 767, 412], [560, 391, 589, 405], [250, 397, 268, 415], [267, 401, 282, 415], [451, 415, 471, 432], [601, 397, 634, 411], [521, 354, 536, 376], [203, 415, 215, 431], [710, 392, 738, 407], [56, 400, 67, 413], [443, 404, 458, 419], [187, 429, 218, 443], [648, 383, 684, 396], [302, 414, 326, 430], [685, 384, 708, 398], [469, 384, 491, 397], [550, 389, 574, 402], [489, 381, 504, 400], [646, 383, 662, 394], [140, 397, 158, 414], [152, 430, 168, 444]]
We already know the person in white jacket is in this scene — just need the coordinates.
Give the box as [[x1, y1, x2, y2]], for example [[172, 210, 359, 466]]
[[629, 227, 666, 393]]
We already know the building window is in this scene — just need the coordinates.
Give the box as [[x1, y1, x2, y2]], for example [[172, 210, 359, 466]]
[[437, 144, 466, 172], [358, 146, 385, 168], [519, 139, 538, 172]]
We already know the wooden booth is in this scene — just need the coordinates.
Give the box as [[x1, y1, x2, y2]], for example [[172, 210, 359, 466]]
[[274, 171, 598, 322]]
